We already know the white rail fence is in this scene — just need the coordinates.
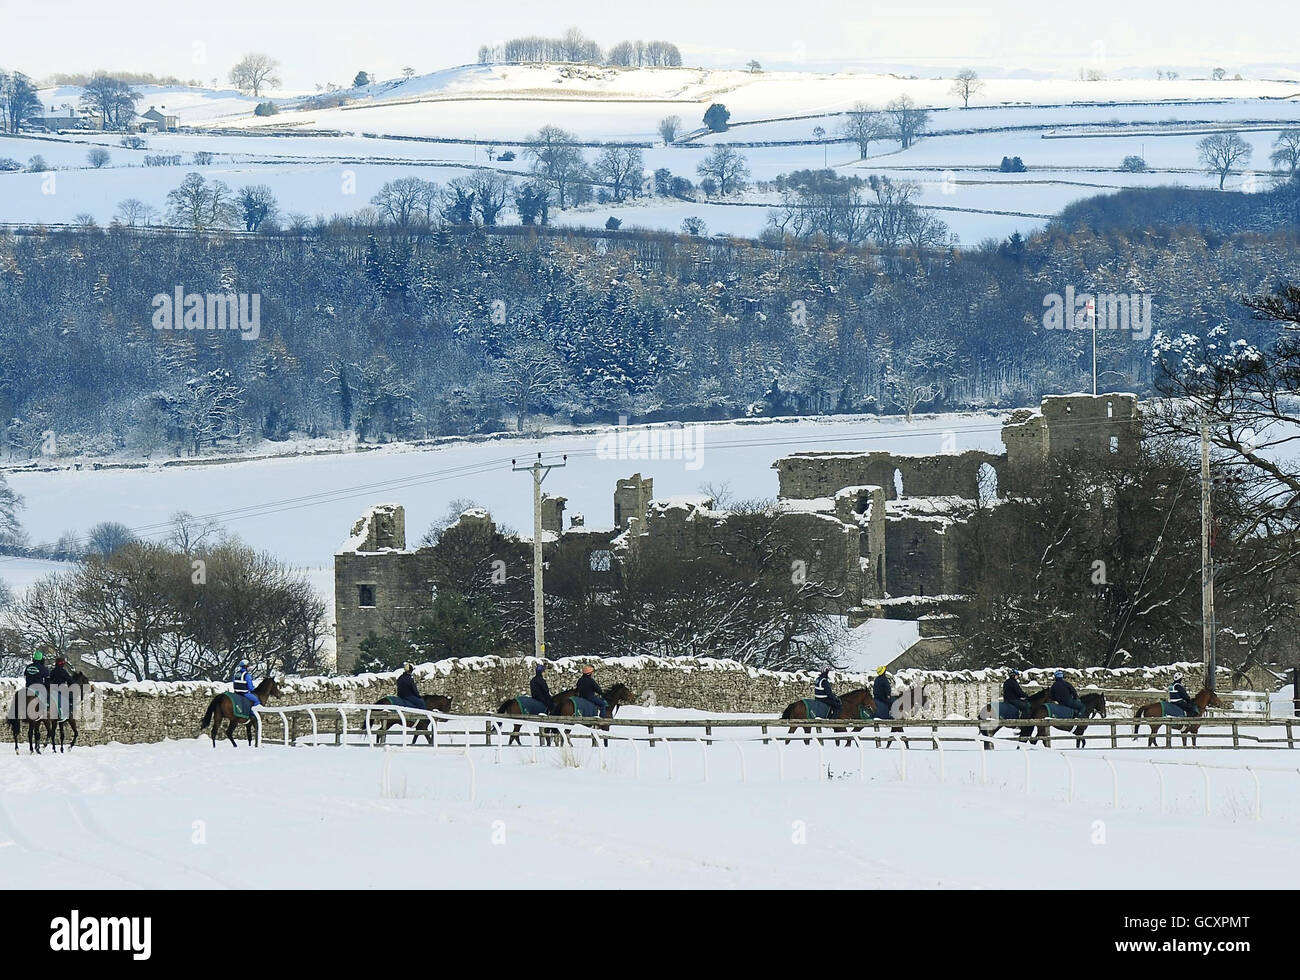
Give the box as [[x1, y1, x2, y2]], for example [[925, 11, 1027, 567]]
[[254, 704, 1300, 821]]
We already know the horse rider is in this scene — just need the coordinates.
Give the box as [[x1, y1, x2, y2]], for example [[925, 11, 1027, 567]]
[[232, 659, 261, 708], [395, 662, 427, 711], [530, 662, 554, 713], [576, 665, 608, 713], [1002, 668, 1031, 718], [23, 650, 50, 714], [1168, 673, 1198, 716], [1049, 669, 1086, 718], [814, 667, 842, 719], [47, 656, 74, 720], [872, 665, 893, 719]]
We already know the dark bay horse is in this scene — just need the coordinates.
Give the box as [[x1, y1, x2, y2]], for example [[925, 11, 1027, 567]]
[[780, 687, 875, 745], [200, 676, 282, 747], [978, 687, 1053, 748], [1133, 688, 1222, 747], [367, 694, 452, 745], [1027, 692, 1107, 748], [43, 672, 93, 752], [553, 683, 636, 745], [498, 694, 560, 746], [8, 683, 49, 754]]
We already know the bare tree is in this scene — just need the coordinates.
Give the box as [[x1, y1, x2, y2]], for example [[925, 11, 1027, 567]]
[[229, 54, 281, 97], [594, 145, 644, 201], [164, 172, 238, 230], [370, 176, 438, 227], [493, 337, 568, 431], [696, 145, 750, 196], [1197, 131, 1252, 189], [885, 95, 929, 149], [950, 69, 984, 109], [524, 126, 587, 208], [839, 103, 888, 159], [114, 198, 157, 226], [1270, 129, 1300, 177], [658, 115, 682, 144]]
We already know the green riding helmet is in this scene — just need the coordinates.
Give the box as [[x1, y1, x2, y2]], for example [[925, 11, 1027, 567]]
[[32, 650, 44, 661]]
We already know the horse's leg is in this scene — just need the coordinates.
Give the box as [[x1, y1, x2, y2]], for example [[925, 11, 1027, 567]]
[[226, 714, 238, 747], [68, 720, 78, 750]]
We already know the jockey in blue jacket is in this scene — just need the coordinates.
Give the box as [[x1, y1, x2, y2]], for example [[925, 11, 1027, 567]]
[[1168, 673, 1198, 716], [233, 660, 261, 707], [1049, 670, 1085, 718], [872, 666, 893, 719], [814, 668, 842, 718]]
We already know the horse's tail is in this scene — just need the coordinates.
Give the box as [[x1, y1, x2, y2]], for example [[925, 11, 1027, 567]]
[[498, 698, 515, 715], [1131, 704, 1142, 740], [200, 695, 221, 731], [780, 702, 795, 720]]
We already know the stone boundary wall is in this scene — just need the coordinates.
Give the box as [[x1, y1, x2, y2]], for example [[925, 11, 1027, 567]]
[[2, 658, 1276, 748]]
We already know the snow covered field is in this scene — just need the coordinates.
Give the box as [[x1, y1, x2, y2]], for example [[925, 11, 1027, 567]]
[[4, 412, 1008, 570], [3, 730, 1297, 888], [3, 66, 1296, 243]]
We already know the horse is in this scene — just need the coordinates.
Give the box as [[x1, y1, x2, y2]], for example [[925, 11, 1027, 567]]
[[497, 695, 561, 746], [7, 683, 49, 754], [42, 672, 93, 753], [552, 683, 636, 745], [199, 676, 282, 747], [780, 688, 875, 745], [367, 694, 452, 745], [1133, 688, 1222, 747], [978, 687, 1053, 748], [1026, 692, 1107, 748]]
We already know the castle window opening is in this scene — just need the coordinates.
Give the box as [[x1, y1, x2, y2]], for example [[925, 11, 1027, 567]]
[[358, 584, 376, 608], [589, 549, 612, 572]]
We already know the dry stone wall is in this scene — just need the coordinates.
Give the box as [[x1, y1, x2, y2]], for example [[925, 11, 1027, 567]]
[[2, 659, 1271, 748]]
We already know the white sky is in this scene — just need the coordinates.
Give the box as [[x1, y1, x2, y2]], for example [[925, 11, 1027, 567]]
[[7, 0, 1296, 91]]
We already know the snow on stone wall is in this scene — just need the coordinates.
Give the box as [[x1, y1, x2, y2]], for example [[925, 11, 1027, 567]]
[[1, 657, 1269, 747]]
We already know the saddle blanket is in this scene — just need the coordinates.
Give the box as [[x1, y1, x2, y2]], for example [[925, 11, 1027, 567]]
[[801, 698, 834, 719], [383, 695, 427, 711], [990, 700, 1022, 720], [513, 696, 548, 715], [569, 696, 603, 718], [1044, 703, 1082, 719], [225, 693, 253, 719], [1160, 701, 1193, 718]]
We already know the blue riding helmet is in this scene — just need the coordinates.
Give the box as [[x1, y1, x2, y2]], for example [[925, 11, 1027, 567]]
[[1054, 669, 1064, 679], [535, 663, 545, 673]]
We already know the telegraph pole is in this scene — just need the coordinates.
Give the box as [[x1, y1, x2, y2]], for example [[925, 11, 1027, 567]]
[[512, 453, 566, 659], [1200, 411, 1216, 692], [1087, 296, 1097, 395]]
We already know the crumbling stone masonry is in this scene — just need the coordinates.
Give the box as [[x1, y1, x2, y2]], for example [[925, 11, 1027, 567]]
[[335, 394, 1144, 672]]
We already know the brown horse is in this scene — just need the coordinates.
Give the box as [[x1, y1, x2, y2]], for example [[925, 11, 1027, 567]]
[[553, 683, 636, 745], [7, 683, 49, 754], [1133, 688, 1222, 747], [1025, 692, 1107, 748], [42, 672, 94, 752], [978, 687, 1053, 748], [367, 694, 452, 745], [780, 688, 875, 745], [497, 695, 561, 746], [199, 676, 282, 747]]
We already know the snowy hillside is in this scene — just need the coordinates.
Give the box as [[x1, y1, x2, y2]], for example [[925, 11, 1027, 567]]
[[3, 66, 1296, 243]]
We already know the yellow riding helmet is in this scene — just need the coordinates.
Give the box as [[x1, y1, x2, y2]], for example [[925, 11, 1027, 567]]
[[876, 665, 887, 676]]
